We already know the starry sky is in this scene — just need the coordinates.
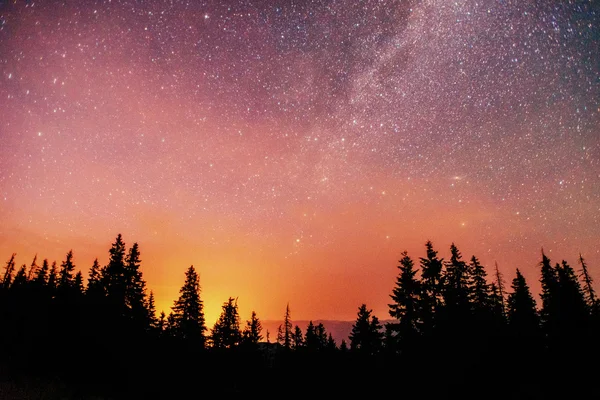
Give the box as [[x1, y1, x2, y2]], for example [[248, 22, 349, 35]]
[[1, 0, 598, 324]]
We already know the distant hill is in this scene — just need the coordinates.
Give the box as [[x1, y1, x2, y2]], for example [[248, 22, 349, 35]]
[[260, 319, 395, 346]]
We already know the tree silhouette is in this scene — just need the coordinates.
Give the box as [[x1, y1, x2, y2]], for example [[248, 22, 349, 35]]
[[2, 253, 16, 288], [47, 261, 58, 292], [125, 242, 149, 329], [494, 261, 507, 317], [292, 325, 304, 350], [282, 303, 293, 350], [86, 258, 104, 298], [578, 254, 596, 310], [419, 241, 444, 333], [304, 321, 318, 351], [506, 268, 542, 378], [507, 269, 539, 336], [58, 250, 76, 291], [171, 265, 206, 347], [12, 264, 28, 288], [33, 258, 49, 287], [27, 254, 39, 281], [242, 311, 263, 346], [211, 297, 242, 349], [103, 234, 127, 311], [349, 304, 383, 355], [468, 255, 490, 312], [388, 251, 421, 351]]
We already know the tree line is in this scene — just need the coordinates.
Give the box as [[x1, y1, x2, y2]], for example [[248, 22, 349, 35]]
[[0, 234, 598, 397]]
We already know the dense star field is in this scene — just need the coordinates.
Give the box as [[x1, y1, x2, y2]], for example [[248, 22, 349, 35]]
[[0, 0, 598, 323]]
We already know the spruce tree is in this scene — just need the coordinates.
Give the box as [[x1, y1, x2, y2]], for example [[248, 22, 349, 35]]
[[419, 241, 444, 329], [507, 269, 539, 335], [47, 261, 58, 292], [147, 291, 157, 329], [12, 264, 28, 288], [578, 254, 596, 310], [468, 255, 490, 312], [349, 304, 383, 355], [388, 251, 421, 347], [326, 333, 337, 351], [539, 250, 559, 336], [211, 297, 242, 349], [494, 261, 507, 317], [125, 243, 148, 328], [58, 250, 76, 290], [33, 259, 49, 286], [86, 258, 104, 298], [242, 311, 263, 346], [27, 254, 39, 281], [171, 265, 206, 347], [292, 325, 304, 350], [506, 269, 541, 368], [157, 311, 166, 335], [2, 253, 16, 288], [73, 271, 84, 296], [556, 260, 589, 335], [316, 323, 328, 350], [304, 321, 318, 351], [443, 243, 470, 315], [282, 303, 293, 350], [103, 234, 127, 309]]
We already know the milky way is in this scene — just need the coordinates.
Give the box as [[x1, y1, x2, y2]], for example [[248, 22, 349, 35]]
[[1, 0, 598, 322]]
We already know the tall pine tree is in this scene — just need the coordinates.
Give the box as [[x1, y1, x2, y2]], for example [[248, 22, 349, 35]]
[[171, 265, 206, 347]]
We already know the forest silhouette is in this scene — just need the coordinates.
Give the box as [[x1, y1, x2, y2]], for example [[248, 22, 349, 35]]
[[0, 234, 598, 398]]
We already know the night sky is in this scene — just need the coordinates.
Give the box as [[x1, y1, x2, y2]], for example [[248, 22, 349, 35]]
[[1, 0, 598, 324]]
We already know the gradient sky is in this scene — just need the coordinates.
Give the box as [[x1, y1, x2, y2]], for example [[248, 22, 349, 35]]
[[1, 0, 598, 325]]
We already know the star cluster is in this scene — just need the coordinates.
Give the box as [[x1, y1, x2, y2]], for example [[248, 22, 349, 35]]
[[1, 0, 598, 323]]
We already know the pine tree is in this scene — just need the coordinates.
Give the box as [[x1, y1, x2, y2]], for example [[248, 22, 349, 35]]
[[349, 304, 383, 355], [579, 254, 596, 310], [165, 312, 176, 337], [103, 234, 127, 308], [292, 325, 304, 350], [488, 282, 507, 327], [539, 250, 559, 335], [506, 269, 541, 367], [316, 323, 328, 350], [326, 333, 337, 351], [58, 250, 76, 290], [282, 303, 293, 350], [47, 261, 58, 292], [507, 269, 539, 335], [157, 311, 166, 335], [340, 339, 348, 352], [27, 254, 39, 281], [12, 264, 28, 288], [276, 324, 284, 345], [443, 243, 470, 313], [556, 260, 589, 333], [33, 259, 49, 286], [211, 297, 242, 349], [419, 241, 444, 332], [242, 311, 263, 346], [304, 321, 318, 351], [2, 253, 16, 288], [494, 261, 507, 317], [125, 243, 148, 327], [171, 265, 206, 347], [86, 258, 104, 298], [468, 255, 490, 312], [73, 271, 84, 295], [388, 251, 421, 347], [147, 291, 157, 329]]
